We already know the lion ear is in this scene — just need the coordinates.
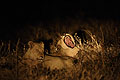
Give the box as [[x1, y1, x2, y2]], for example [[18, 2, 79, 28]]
[[28, 41, 34, 48]]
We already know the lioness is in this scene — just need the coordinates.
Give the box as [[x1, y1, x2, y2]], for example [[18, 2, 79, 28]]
[[23, 41, 76, 70]]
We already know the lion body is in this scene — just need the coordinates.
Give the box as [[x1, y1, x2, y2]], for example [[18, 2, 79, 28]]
[[44, 55, 74, 70], [23, 41, 75, 70]]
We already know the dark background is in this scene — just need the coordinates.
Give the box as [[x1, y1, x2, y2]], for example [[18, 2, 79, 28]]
[[0, 1, 120, 40]]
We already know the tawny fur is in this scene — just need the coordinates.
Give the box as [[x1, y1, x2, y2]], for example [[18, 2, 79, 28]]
[[43, 55, 75, 70], [57, 34, 79, 57], [23, 41, 44, 60], [23, 41, 76, 70]]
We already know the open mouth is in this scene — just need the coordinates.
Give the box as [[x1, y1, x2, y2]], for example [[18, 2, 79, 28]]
[[64, 35, 75, 48]]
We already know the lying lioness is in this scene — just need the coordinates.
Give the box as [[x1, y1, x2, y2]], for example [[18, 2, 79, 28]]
[[23, 41, 76, 70]]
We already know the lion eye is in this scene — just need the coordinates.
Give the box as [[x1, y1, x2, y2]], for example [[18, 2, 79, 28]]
[[36, 49, 40, 52]]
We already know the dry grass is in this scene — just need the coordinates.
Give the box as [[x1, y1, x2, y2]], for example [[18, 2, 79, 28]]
[[0, 18, 120, 80]]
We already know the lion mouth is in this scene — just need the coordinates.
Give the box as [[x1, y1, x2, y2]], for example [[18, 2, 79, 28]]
[[64, 35, 75, 48]]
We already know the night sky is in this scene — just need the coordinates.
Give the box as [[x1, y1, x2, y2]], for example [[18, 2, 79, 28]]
[[0, 1, 120, 40]]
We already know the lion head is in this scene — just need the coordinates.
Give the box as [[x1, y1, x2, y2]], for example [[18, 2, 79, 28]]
[[23, 41, 44, 61]]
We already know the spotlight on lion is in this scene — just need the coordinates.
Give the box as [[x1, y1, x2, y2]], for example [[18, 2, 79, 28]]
[[0, 19, 120, 80]]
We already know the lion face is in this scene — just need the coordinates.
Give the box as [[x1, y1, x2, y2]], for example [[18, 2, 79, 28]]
[[23, 41, 44, 61], [57, 34, 79, 57]]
